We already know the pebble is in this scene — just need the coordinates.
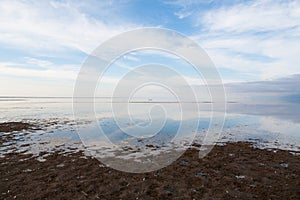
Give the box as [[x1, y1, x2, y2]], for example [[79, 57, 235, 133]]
[[235, 175, 245, 179], [280, 163, 289, 168]]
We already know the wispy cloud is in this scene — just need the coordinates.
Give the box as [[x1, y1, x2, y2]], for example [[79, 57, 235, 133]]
[[200, 0, 300, 33], [23, 57, 53, 68], [173, 0, 300, 80], [0, 61, 78, 80], [0, 0, 137, 54], [226, 74, 300, 102]]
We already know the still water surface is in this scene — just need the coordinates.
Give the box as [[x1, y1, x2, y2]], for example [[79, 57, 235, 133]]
[[0, 97, 299, 159]]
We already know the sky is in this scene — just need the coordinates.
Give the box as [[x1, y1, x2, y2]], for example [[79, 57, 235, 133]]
[[0, 0, 300, 97]]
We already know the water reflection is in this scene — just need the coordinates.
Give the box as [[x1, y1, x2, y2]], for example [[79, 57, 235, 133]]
[[228, 102, 300, 123], [0, 98, 299, 157]]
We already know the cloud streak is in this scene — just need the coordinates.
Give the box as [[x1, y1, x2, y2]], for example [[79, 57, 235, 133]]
[[184, 0, 300, 80], [0, 0, 137, 54]]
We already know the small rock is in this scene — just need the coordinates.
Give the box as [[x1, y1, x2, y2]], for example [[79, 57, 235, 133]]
[[280, 163, 289, 168], [154, 172, 160, 177], [195, 172, 207, 177], [99, 164, 106, 168], [22, 169, 33, 172], [258, 162, 265, 166], [56, 163, 65, 168], [178, 160, 189, 165]]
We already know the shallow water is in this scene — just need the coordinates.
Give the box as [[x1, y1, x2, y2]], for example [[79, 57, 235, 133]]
[[0, 97, 299, 160]]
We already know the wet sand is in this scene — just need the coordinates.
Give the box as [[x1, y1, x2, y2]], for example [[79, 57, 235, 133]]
[[1, 122, 300, 199]]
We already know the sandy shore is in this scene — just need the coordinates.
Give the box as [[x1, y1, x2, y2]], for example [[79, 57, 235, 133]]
[[1, 122, 300, 199]]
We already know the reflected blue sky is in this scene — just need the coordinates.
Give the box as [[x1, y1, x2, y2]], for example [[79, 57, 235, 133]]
[[0, 97, 299, 151]]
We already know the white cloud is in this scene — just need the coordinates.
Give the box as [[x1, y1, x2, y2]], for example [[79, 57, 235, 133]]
[[201, 0, 300, 33], [191, 0, 300, 80], [1, 0, 299, 97], [0, 0, 140, 96], [0, 61, 78, 80], [0, 0, 137, 54], [24, 57, 53, 68], [0, 76, 74, 97]]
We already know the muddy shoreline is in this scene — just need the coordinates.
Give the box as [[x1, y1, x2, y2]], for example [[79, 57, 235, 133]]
[[1, 122, 300, 199]]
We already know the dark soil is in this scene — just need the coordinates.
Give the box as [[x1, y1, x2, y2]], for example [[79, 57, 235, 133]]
[[0, 122, 33, 133], [0, 122, 35, 145], [0, 142, 299, 199], [0, 122, 299, 199]]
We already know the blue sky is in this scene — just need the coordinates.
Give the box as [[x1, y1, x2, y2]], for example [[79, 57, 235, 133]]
[[0, 0, 300, 97]]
